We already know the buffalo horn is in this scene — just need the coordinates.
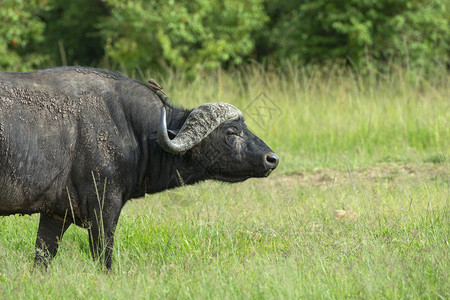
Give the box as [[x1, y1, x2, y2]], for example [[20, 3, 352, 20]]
[[157, 102, 243, 154]]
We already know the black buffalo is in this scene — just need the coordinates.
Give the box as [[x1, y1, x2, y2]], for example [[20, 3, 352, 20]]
[[0, 67, 279, 269]]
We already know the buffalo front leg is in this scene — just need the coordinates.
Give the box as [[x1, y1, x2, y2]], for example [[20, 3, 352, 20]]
[[34, 213, 71, 268]]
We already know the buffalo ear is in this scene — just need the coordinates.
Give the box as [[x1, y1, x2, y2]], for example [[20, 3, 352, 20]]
[[167, 129, 179, 140]]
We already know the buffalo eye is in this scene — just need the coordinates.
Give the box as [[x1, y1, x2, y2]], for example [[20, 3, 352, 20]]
[[226, 128, 239, 136]]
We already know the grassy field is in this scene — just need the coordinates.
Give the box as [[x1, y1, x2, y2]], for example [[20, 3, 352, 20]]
[[0, 65, 448, 299]]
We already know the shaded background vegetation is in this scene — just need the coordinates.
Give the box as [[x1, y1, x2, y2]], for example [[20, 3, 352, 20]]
[[1, 0, 448, 73]]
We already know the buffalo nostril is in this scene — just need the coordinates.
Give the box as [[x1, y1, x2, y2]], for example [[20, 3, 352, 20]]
[[265, 153, 279, 169]]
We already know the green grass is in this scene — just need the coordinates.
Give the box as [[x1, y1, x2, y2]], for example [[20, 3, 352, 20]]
[[0, 65, 448, 298], [156, 64, 449, 171]]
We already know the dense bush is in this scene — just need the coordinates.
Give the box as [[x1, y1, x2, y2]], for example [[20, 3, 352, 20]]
[[100, 0, 267, 72], [258, 0, 449, 69], [41, 0, 108, 66], [0, 0, 448, 72], [0, 0, 50, 71]]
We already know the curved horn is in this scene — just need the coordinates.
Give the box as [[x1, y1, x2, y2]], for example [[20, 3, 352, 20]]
[[157, 107, 173, 153], [157, 102, 243, 154]]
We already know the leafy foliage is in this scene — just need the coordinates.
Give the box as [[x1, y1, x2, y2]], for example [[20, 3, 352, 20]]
[[0, 0, 50, 71], [100, 0, 267, 72], [0, 0, 448, 72], [40, 0, 108, 66], [258, 0, 449, 69]]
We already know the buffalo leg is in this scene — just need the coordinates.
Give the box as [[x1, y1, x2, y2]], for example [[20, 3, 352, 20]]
[[34, 213, 71, 268], [87, 207, 120, 270]]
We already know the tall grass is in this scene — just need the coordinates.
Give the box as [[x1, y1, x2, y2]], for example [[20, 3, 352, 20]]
[[141, 63, 449, 172], [0, 165, 448, 298]]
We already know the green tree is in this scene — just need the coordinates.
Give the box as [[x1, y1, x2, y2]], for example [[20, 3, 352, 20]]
[[0, 0, 50, 71], [1, 0, 447, 73], [258, 0, 449, 70], [40, 0, 108, 66], [100, 0, 267, 72]]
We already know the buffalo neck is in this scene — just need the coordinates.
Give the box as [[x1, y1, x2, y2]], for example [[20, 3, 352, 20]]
[[129, 102, 205, 196], [142, 143, 207, 194]]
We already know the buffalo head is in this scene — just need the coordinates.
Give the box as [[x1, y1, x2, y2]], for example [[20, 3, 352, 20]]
[[157, 102, 279, 182]]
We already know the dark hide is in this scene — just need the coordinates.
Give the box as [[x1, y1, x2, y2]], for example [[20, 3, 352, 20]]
[[0, 67, 278, 269]]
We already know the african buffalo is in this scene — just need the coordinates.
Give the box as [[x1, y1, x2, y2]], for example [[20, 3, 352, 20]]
[[0, 67, 279, 269]]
